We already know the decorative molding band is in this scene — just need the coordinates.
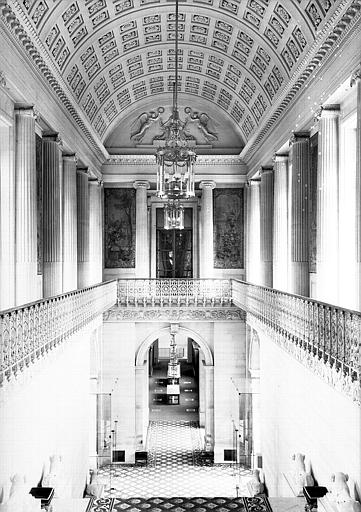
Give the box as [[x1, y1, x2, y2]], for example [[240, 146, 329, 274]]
[[241, 0, 361, 163], [104, 306, 246, 322], [0, 2, 107, 164], [106, 155, 245, 166], [247, 314, 360, 406]]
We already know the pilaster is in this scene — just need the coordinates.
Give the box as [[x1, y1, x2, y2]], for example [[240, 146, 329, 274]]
[[77, 168, 90, 289], [133, 180, 150, 278], [199, 181, 216, 278], [43, 133, 63, 297], [273, 154, 289, 292], [289, 132, 310, 296], [259, 166, 274, 288], [316, 105, 340, 303], [89, 179, 103, 285], [62, 154, 77, 292], [14, 106, 38, 305], [247, 180, 261, 284]]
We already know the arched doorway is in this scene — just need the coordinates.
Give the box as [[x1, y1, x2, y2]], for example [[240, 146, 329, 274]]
[[135, 325, 214, 450]]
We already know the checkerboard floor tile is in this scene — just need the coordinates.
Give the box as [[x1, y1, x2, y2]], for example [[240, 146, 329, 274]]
[[97, 421, 251, 498]]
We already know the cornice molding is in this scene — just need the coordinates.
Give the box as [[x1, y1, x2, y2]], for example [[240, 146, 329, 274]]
[[240, 0, 361, 164], [0, 1, 108, 164]]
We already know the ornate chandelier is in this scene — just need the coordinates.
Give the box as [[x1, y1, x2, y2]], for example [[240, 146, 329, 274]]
[[164, 199, 184, 230], [156, 0, 196, 209]]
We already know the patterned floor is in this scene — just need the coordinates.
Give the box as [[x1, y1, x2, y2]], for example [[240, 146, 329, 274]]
[[97, 421, 251, 498]]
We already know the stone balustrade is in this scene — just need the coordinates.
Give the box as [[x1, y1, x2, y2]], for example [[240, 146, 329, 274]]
[[0, 280, 117, 385], [232, 279, 361, 404], [117, 279, 232, 307]]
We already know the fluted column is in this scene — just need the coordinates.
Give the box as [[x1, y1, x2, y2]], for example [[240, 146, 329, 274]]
[[62, 154, 77, 292], [43, 134, 63, 297], [89, 179, 103, 285], [247, 180, 261, 284], [273, 154, 289, 291], [133, 180, 150, 278], [199, 180, 216, 278], [351, 67, 361, 310], [289, 133, 310, 296], [77, 168, 90, 288], [0, 107, 15, 310], [316, 105, 340, 304], [14, 106, 38, 305], [259, 166, 274, 287]]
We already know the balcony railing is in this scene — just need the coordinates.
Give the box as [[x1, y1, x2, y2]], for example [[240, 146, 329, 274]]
[[0, 281, 117, 385], [232, 280, 361, 393], [117, 279, 232, 307]]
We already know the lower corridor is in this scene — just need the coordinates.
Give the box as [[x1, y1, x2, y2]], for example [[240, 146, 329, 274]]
[[98, 421, 251, 498]]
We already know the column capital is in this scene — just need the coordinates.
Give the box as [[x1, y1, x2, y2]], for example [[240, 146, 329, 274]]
[[319, 104, 341, 118], [350, 66, 361, 87], [43, 132, 63, 148], [14, 104, 37, 118], [246, 178, 261, 187], [259, 166, 273, 176], [0, 69, 7, 88], [89, 177, 103, 187], [133, 180, 150, 190], [289, 131, 309, 146], [77, 167, 90, 176], [199, 180, 216, 190], [63, 153, 78, 163], [272, 153, 289, 163]]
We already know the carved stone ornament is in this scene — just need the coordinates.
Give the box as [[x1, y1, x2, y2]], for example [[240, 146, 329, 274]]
[[350, 66, 361, 87], [289, 132, 309, 146], [0, 70, 7, 88], [104, 306, 246, 322]]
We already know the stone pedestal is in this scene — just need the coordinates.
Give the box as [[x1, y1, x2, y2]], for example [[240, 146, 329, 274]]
[[43, 133, 63, 297], [247, 180, 261, 284], [199, 181, 216, 278], [260, 167, 274, 288], [316, 106, 340, 304], [351, 67, 361, 310], [62, 154, 77, 292], [89, 179, 103, 285], [289, 133, 310, 296], [14, 106, 38, 305], [273, 154, 289, 291], [133, 181, 150, 278], [77, 168, 90, 289]]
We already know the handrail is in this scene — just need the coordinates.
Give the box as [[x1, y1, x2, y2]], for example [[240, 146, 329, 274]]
[[232, 279, 361, 386], [0, 280, 117, 385]]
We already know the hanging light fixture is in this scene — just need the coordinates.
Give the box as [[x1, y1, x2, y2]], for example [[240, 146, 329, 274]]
[[167, 333, 179, 378], [164, 199, 184, 230], [156, 0, 196, 208]]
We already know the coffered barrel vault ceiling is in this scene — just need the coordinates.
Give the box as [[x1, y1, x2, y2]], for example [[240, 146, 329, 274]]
[[2, 0, 361, 159]]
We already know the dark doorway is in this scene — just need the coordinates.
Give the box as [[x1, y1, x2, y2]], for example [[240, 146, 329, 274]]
[[156, 208, 193, 278]]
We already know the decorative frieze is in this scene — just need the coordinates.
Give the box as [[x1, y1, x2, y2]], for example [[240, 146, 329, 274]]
[[104, 306, 245, 322]]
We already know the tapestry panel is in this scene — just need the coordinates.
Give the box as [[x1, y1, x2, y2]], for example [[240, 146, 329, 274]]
[[104, 188, 136, 268], [213, 188, 244, 269]]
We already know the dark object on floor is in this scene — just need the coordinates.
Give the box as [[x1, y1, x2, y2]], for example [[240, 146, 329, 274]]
[[135, 451, 148, 466], [29, 487, 54, 508], [303, 486, 328, 511]]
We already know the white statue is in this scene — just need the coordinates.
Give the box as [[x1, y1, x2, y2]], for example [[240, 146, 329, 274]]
[[330, 473, 361, 512], [42, 454, 64, 498], [247, 469, 264, 496], [0, 474, 40, 512], [86, 469, 104, 498], [291, 453, 314, 495]]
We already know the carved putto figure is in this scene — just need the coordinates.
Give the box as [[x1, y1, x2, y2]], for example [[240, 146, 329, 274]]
[[130, 107, 164, 142], [329, 473, 361, 512], [0, 474, 40, 512], [291, 453, 314, 496], [184, 107, 218, 143]]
